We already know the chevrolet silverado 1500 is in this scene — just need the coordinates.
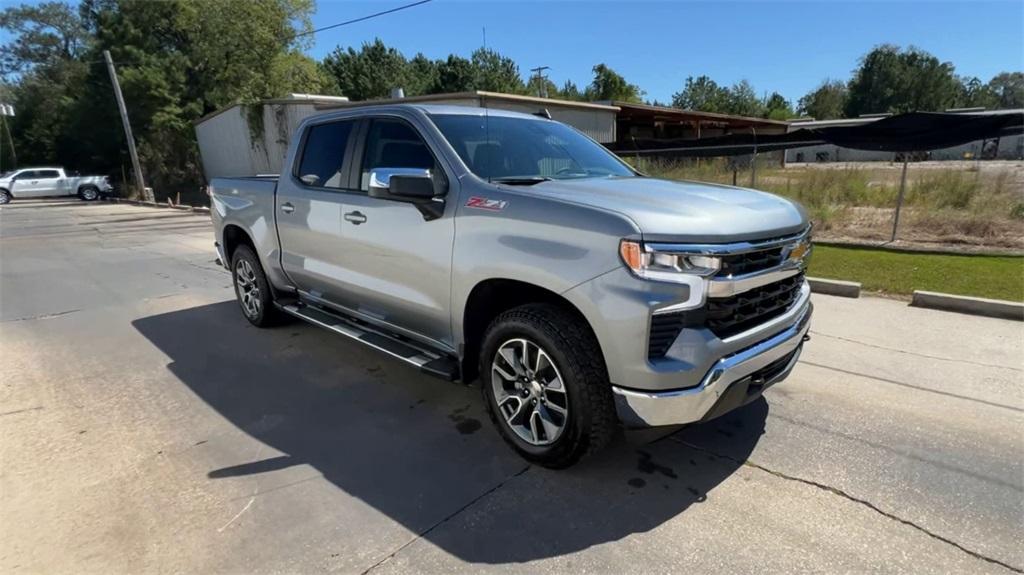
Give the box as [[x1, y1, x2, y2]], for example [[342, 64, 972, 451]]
[[0, 167, 112, 204], [209, 104, 813, 468]]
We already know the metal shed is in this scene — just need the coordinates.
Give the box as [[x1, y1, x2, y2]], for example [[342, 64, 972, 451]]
[[194, 92, 619, 181]]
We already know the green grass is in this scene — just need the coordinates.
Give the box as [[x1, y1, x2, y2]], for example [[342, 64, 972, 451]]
[[808, 245, 1024, 301]]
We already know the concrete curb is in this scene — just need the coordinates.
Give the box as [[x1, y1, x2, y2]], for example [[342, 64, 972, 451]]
[[807, 277, 861, 298], [101, 196, 209, 213], [911, 291, 1023, 321]]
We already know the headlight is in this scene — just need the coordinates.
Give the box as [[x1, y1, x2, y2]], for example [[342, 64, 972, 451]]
[[619, 240, 721, 282]]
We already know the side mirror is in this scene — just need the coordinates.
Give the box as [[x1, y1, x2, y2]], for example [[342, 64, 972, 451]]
[[368, 168, 439, 201]]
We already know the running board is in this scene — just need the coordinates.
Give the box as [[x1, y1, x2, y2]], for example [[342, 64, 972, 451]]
[[278, 302, 460, 381]]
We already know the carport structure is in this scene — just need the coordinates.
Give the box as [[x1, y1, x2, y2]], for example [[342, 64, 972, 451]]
[[605, 101, 790, 151]]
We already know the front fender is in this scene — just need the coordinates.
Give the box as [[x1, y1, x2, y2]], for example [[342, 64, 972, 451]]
[[451, 185, 639, 351]]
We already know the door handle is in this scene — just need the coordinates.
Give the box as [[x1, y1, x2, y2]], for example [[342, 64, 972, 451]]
[[280, 202, 295, 214], [344, 211, 367, 225]]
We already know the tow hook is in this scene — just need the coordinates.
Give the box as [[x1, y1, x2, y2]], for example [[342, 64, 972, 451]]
[[802, 334, 811, 342]]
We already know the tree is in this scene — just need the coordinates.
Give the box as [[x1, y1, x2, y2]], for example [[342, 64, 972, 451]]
[[671, 75, 729, 112], [725, 80, 763, 117], [67, 0, 328, 196], [584, 63, 642, 102], [322, 38, 409, 101], [955, 76, 997, 109], [0, 1, 87, 76], [986, 72, 1024, 109], [797, 79, 848, 119], [405, 52, 438, 96], [433, 54, 475, 93], [558, 79, 584, 101], [845, 45, 959, 116], [762, 91, 793, 120], [470, 47, 525, 94]]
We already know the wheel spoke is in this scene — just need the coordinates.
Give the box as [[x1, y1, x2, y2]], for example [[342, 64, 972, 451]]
[[499, 347, 524, 377], [535, 404, 562, 439], [529, 409, 543, 443], [492, 362, 517, 382], [543, 399, 567, 415], [498, 395, 527, 426]]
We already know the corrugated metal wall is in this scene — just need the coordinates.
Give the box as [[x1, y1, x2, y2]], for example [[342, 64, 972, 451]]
[[196, 103, 321, 180]]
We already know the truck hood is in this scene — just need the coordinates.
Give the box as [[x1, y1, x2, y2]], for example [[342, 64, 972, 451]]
[[524, 176, 808, 242]]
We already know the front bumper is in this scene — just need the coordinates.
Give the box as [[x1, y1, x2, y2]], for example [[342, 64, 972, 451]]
[[611, 301, 811, 427]]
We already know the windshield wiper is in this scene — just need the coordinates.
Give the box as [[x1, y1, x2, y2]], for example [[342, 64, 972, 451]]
[[490, 176, 551, 186]]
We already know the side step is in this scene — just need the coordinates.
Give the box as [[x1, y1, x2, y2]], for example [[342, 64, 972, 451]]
[[278, 302, 460, 381]]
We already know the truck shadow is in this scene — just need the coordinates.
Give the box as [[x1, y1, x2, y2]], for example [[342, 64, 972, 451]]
[[133, 301, 767, 564]]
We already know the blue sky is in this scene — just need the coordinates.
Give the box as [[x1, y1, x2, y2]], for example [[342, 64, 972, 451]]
[[308, 0, 1024, 104]]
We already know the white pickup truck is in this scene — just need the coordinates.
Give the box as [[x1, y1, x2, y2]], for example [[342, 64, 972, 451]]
[[0, 167, 113, 204]]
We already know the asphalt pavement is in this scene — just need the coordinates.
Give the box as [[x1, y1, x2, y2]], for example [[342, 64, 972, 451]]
[[1, 199, 1021, 574]]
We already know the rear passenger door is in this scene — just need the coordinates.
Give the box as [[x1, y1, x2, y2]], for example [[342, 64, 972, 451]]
[[34, 170, 63, 196], [330, 116, 456, 349], [275, 117, 359, 301]]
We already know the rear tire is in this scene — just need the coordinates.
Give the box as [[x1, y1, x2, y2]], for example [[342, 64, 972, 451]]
[[78, 186, 100, 201], [231, 245, 284, 328], [479, 303, 617, 468]]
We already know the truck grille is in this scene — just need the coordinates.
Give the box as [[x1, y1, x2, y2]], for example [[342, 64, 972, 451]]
[[706, 273, 804, 339], [717, 247, 785, 277], [648, 312, 688, 358]]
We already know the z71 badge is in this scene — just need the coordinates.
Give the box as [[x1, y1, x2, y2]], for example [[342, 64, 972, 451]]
[[465, 196, 508, 211]]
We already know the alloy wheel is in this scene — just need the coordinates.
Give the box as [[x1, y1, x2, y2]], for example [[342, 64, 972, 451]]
[[234, 259, 261, 319], [491, 338, 569, 446]]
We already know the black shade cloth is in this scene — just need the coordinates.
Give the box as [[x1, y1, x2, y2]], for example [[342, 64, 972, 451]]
[[610, 111, 1024, 157]]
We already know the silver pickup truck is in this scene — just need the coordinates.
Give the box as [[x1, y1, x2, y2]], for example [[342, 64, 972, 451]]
[[209, 104, 813, 468]]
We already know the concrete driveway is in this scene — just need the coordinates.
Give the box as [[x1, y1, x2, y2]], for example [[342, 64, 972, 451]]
[[1, 199, 1021, 574]]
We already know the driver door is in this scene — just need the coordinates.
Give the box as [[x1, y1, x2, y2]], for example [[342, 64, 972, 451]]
[[328, 117, 456, 349]]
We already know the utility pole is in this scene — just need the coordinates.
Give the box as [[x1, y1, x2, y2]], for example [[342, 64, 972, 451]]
[[530, 66, 550, 98], [104, 50, 150, 201]]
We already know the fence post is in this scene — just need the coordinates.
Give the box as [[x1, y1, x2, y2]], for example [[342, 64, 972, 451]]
[[890, 157, 909, 242]]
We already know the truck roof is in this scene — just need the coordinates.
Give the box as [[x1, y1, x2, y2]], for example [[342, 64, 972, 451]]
[[410, 104, 551, 120]]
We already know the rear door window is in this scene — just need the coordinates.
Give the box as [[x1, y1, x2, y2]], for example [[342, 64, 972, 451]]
[[295, 120, 355, 190], [37, 170, 61, 179]]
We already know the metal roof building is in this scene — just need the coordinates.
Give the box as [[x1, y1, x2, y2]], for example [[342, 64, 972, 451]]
[[194, 92, 619, 180]]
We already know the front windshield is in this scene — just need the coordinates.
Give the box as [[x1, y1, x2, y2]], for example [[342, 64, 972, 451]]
[[430, 113, 636, 181]]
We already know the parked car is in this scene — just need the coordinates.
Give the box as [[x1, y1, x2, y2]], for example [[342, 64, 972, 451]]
[[208, 104, 813, 468], [0, 167, 113, 204]]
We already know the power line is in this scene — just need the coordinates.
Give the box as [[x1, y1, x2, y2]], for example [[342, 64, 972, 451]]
[[294, 0, 433, 39]]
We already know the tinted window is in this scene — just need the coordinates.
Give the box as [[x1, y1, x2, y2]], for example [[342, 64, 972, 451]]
[[361, 119, 436, 191], [37, 170, 61, 179], [296, 121, 354, 189], [430, 114, 634, 181], [16, 170, 38, 179]]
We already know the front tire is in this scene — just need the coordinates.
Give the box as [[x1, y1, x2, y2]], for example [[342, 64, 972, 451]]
[[0, 190, 10, 205], [480, 303, 617, 468], [231, 245, 283, 327]]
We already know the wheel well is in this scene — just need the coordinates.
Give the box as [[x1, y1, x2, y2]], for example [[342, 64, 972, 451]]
[[222, 224, 255, 264], [0, 187, 12, 197], [461, 279, 603, 383]]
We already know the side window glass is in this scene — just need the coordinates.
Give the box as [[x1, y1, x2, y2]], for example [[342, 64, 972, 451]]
[[360, 119, 436, 191], [296, 120, 354, 189], [38, 170, 60, 179], [17, 171, 37, 180]]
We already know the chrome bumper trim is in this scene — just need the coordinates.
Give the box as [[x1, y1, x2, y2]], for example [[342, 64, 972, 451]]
[[612, 300, 811, 428]]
